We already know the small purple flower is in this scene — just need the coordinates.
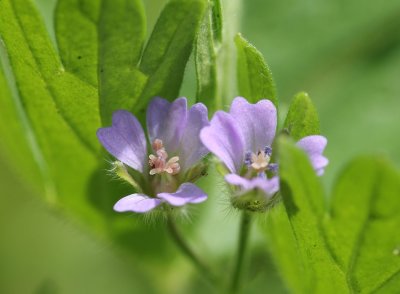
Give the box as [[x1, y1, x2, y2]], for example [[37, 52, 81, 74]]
[[97, 97, 210, 213], [200, 97, 328, 211]]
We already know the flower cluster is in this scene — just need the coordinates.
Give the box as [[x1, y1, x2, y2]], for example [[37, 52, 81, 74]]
[[97, 96, 328, 214]]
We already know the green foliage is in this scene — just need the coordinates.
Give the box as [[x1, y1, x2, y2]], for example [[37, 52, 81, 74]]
[[325, 157, 400, 293], [97, 0, 147, 124], [284, 92, 320, 140], [137, 0, 207, 114], [1, 0, 400, 293], [235, 33, 277, 107], [264, 138, 400, 293], [0, 0, 205, 262], [195, 0, 221, 112]]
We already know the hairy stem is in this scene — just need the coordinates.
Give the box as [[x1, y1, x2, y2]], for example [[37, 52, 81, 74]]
[[230, 211, 252, 293], [166, 215, 217, 285]]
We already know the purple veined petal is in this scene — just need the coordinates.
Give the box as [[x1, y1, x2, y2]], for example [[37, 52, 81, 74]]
[[97, 110, 147, 172], [297, 135, 329, 173], [179, 103, 210, 172], [146, 97, 188, 154], [113, 194, 163, 213], [200, 111, 245, 173], [157, 183, 207, 206], [229, 97, 277, 153], [225, 174, 280, 197]]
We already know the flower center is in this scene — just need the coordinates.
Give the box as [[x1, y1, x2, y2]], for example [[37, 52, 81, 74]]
[[148, 139, 180, 175], [245, 146, 272, 173]]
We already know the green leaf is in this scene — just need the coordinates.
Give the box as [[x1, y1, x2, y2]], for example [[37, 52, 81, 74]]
[[283, 92, 320, 140], [0, 0, 172, 260], [0, 0, 100, 207], [265, 138, 400, 293], [263, 204, 305, 293], [0, 48, 44, 194], [271, 137, 347, 293], [325, 157, 400, 293], [55, 0, 100, 87], [136, 0, 207, 113], [235, 33, 277, 107], [98, 0, 148, 124], [195, 1, 219, 111]]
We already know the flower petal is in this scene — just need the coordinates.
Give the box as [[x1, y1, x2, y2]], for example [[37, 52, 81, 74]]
[[200, 111, 245, 173], [225, 174, 280, 197], [225, 174, 253, 190], [157, 183, 207, 206], [97, 110, 147, 172], [179, 103, 210, 172], [113, 194, 163, 213], [229, 97, 277, 153], [297, 135, 329, 173], [146, 97, 187, 154]]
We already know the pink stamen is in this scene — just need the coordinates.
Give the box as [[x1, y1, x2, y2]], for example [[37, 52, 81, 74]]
[[149, 139, 180, 175]]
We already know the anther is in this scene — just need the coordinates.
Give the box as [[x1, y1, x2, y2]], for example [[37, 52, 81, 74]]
[[149, 139, 181, 175], [264, 146, 272, 157]]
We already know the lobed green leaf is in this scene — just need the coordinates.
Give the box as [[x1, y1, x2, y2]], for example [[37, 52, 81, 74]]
[[98, 0, 148, 124], [0, 0, 172, 260], [325, 157, 400, 293], [265, 138, 400, 293], [55, 0, 100, 87]]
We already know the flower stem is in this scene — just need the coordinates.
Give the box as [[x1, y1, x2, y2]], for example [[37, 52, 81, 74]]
[[166, 215, 217, 285], [230, 211, 252, 293]]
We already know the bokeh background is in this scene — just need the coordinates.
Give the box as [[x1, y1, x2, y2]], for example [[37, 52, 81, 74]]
[[1, 0, 400, 293]]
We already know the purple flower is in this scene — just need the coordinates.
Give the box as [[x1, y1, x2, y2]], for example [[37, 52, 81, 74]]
[[97, 97, 210, 213], [200, 97, 328, 211]]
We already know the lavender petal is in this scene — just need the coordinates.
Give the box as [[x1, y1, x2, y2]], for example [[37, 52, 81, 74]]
[[179, 103, 210, 172], [157, 183, 207, 206], [225, 173, 280, 197], [146, 97, 187, 154], [297, 135, 329, 173], [113, 194, 163, 213], [229, 97, 277, 153], [97, 110, 147, 172], [200, 111, 245, 173]]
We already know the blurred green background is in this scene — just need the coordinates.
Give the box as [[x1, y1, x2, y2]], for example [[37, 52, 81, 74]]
[[1, 0, 400, 293]]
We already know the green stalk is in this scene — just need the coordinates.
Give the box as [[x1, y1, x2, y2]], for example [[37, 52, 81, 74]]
[[230, 211, 252, 293], [217, 0, 242, 107], [166, 215, 217, 285]]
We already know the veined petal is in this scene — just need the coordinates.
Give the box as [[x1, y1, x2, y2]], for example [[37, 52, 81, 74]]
[[229, 97, 277, 153], [113, 194, 163, 213], [179, 103, 210, 172], [297, 135, 329, 174], [200, 111, 245, 173], [157, 183, 207, 206], [147, 97, 187, 154], [97, 110, 147, 172], [225, 174, 279, 197]]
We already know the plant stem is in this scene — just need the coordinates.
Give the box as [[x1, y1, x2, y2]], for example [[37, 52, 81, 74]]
[[230, 211, 252, 293], [166, 215, 217, 284]]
